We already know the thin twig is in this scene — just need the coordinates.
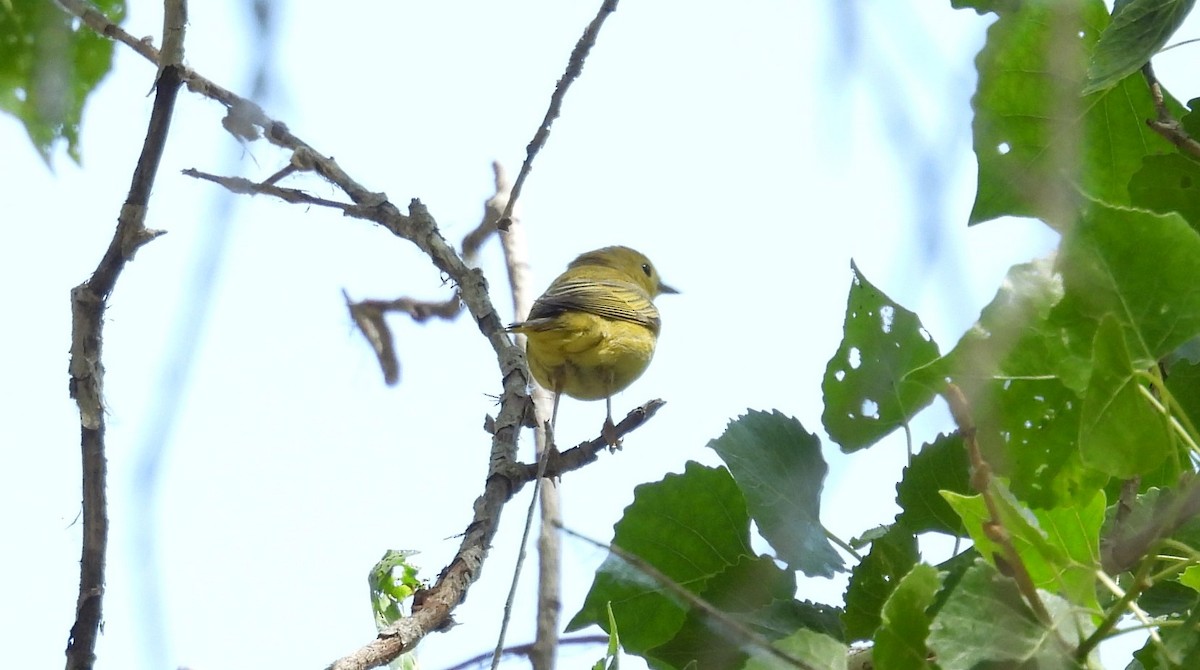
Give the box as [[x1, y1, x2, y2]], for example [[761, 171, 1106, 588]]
[[445, 635, 608, 670], [559, 525, 818, 670], [518, 400, 666, 481], [498, 0, 619, 228], [63, 0, 186, 667], [1142, 62, 1200, 160]]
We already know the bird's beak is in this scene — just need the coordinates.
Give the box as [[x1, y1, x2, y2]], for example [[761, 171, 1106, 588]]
[[658, 282, 680, 295]]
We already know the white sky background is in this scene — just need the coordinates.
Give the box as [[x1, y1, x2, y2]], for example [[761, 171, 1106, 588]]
[[4, 1, 1197, 668]]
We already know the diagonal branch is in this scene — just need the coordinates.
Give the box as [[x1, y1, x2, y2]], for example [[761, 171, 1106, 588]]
[[499, 0, 620, 228], [63, 1, 186, 668]]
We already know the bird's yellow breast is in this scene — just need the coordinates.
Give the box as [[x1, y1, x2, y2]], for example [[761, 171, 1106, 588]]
[[521, 311, 658, 401]]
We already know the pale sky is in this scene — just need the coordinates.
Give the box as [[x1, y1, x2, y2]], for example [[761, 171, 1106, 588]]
[[5, 1, 1192, 669]]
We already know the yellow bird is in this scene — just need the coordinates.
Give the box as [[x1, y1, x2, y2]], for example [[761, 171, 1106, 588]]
[[509, 246, 677, 446]]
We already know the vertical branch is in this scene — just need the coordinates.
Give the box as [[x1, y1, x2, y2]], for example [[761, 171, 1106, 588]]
[[491, 163, 562, 670], [63, 2, 186, 668]]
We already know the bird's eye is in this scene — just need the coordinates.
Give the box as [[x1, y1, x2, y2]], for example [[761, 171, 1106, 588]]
[[641, 263, 652, 277]]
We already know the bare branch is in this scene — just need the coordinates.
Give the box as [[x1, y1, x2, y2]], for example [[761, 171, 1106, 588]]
[[1142, 62, 1200, 160], [499, 0, 620, 228], [63, 0, 187, 667]]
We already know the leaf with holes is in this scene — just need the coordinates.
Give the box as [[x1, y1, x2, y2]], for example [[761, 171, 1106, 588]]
[[822, 262, 941, 452], [969, 0, 1171, 224]]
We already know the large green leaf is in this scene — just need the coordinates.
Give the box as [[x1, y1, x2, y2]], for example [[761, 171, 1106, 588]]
[[708, 410, 843, 577], [0, 0, 125, 164], [822, 262, 940, 452], [842, 525, 919, 641], [872, 563, 942, 670], [1079, 315, 1175, 476], [969, 0, 1170, 224], [1084, 0, 1196, 94], [1049, 200, 1200, 386], [928, 560, 1092, 669], [567, 463, 753, 654], [895, 433, 970, 537]]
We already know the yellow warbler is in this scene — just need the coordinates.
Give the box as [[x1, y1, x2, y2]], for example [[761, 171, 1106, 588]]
[[509, 246, 677, 446]]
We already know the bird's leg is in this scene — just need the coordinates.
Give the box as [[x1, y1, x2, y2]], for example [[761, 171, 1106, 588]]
[[603, 395, 621, 451], [547, 390, 561, 452]]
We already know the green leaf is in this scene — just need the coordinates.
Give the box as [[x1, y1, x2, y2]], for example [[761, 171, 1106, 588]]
[[1182, 97, 1200, 138], [649, 555, 797, 670], [1079, 315, 1174, 477], [842, 525, 919, 641], [1084, 0, 1196, 94], [1129, 153, 1200, 230], [928, 560, 1092, 670], [0, 0, 125, 164], [739, 599, 845, 643], [742, 628, 848, 670], [1166, 358, 1200, 437], [895, 433, 971, 536], [707, 410, 843, 577], [969, 0, 1171, 224], [943, 486, 1105, 611], [567, 462, 753, 655], [1138, 579, 1200, 617], [822, 262, 941, 452], [951, 0, 1021, 14], [1037, 199, 1200, 391], [369, 550, 423, 629], [873, 564, 942, 670]]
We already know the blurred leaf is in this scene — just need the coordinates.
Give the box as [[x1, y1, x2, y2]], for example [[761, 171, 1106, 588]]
[[822, 262, 940, 452], [969, 0, 1170, 224], [842, 525, 919, 641], [739, 599, 845, 643], [1129, 153, 1200, 230], [0, 0, 125, 164], [1139, 579, 1200, 617], [568, 462, 752, 655], [873, 563, 942, 670], [1132, 606, 1200, 669], [742, 628, 848, 670], [951, 0, 1021, 14], [1166, 359, 1200, 437], [895, 433, 971, 536], [1079, 316, 1174, 476], [649, 555, 796, 670], [707, 410, 842, 577], [943, 486, 1104, 611], [1084, 0, 1195, 94], [928, 560, 1092, 670]]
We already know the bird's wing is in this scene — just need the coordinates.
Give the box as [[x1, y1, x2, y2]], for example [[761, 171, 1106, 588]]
[[527, 278, 661, 331]]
